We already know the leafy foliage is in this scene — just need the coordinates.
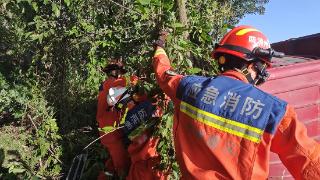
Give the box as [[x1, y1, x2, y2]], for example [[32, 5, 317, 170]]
[[0, 77, 62, 179], [0, 0, 268, 178]]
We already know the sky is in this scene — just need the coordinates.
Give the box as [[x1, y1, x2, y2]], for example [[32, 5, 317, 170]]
[[238, 0, 320, 43]]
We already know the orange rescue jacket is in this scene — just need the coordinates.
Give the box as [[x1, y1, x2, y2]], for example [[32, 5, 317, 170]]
[[153, 47, 320, 180]]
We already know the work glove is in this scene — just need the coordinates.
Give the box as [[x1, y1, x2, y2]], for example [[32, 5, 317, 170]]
[[153, 29, 170, 48]]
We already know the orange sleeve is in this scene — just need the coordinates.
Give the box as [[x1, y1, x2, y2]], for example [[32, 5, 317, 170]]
[[152, 47, 183, 101], [96, 79, 130, 176], [96, 82, 108, 125], [271, 105, 320, 179]]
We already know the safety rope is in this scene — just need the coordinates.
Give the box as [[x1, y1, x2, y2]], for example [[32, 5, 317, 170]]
[[83, 126, 125, 151]]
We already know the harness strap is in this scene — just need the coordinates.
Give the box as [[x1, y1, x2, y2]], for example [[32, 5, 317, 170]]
[[239, 67, 255, 85], [238, 62, 269, 86]]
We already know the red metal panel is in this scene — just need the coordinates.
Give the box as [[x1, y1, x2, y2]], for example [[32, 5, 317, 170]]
[[260, 61, 320, 95], [258, 58, 320, 179], [274, 86, 319, 108], [268, 163, 293, 179], [304, 118, 320, 137], [268, 59, 320, 80], [296, 104, 320, 137], [269, 152, 279, 162], [295, 104, 319, 122]]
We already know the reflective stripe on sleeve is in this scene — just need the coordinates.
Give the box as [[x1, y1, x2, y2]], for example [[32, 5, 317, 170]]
[[154, 48, 167, 57], [180, 101, 263, 143]]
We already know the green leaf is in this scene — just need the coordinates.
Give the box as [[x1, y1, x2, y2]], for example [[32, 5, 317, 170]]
[[158, 141, 164, 148], [64, 0, 71, 7], [31, 176, 40, 180], [172, 22, 184, 28], [178, 39, 189, 48], [52, 3, 60, 17], [6, 50, 14, 55], [187, 67, 201, 74], [9, 167, 26, 174], [185, 58, 193, 68], [99, 126, 115, 133], [32, 2, 38, 12], [138, 0, 151, 5]]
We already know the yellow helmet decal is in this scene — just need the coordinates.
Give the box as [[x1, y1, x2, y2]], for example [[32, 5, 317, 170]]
[[236, 28, 260, 36]]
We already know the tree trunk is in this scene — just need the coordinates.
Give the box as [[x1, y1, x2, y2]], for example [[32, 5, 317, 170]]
[[176, 0, 189, 39]]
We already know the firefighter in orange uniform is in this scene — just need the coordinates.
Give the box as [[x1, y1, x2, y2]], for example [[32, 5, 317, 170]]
[[96, 59, 167, 180], [152, 26, 320, 179], [96, 59, 131, 179]]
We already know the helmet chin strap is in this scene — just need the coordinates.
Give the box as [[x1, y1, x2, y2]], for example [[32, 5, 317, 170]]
[[253, 61, 270, 86], [237, 67, 255, 85], [237, 61, 269, 86]]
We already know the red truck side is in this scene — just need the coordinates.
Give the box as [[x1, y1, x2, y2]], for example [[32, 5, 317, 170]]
[[259, 56, 320, 179]]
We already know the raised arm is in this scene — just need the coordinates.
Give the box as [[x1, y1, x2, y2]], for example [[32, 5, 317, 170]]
[[153, 47, 183, 102]]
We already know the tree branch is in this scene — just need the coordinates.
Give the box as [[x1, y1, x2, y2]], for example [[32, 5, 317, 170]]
[[176, 0, 189, 39]]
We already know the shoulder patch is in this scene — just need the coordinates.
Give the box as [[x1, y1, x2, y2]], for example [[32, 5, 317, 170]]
[[176, 75, 287, 139], [165, 70, 178, 76]]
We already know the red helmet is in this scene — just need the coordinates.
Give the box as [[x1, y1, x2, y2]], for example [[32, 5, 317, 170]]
[[212, 25, 272, 67]]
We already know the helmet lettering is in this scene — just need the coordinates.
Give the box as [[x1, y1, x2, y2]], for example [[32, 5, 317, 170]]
[[248, 36, 270, 49]]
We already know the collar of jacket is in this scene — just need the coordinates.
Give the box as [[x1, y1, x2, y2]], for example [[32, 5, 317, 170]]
[[221, 70, 249, 83]]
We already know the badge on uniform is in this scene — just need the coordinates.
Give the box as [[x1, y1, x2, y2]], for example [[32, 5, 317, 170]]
[[122, 101, 156, 136]]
